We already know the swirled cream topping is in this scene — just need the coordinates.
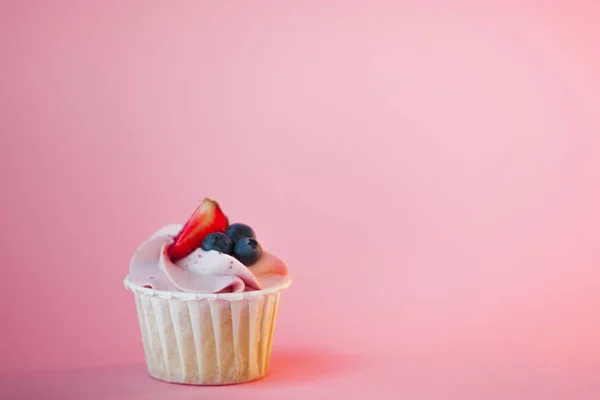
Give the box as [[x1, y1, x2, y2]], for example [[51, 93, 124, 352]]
[[129, 224, 289, 294]]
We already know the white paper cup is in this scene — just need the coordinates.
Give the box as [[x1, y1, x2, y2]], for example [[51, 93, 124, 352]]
[[123, 276, 292, 385]]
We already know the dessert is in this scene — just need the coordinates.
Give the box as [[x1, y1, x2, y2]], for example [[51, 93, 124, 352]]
[[123, 198, 291, 385]]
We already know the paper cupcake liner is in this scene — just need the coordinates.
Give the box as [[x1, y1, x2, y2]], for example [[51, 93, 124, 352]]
[[123, 276, 291, 385]]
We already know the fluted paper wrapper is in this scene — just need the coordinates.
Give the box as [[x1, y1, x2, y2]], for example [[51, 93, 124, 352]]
[[123, 276, 291, 385]]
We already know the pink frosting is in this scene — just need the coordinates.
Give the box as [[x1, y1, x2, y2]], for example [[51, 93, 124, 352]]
[[129, 225, 289, 294]]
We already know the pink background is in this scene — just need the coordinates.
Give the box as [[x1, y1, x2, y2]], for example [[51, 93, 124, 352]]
[[1, 0, 599, 398]]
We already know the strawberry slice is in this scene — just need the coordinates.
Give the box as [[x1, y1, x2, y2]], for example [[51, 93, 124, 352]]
[[168, 198, 229, 260]]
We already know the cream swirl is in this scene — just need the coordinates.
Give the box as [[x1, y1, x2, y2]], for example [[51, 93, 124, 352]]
[[129, 224, 289, 293]]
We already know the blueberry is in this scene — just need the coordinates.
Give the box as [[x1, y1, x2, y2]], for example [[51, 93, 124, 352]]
[[201, 232, 233, 254], [233, 238, 262, 266], [225, 223, 256, 243]]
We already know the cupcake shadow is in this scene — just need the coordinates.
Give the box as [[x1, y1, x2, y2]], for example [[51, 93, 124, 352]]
[[264, 348, 363, 383]]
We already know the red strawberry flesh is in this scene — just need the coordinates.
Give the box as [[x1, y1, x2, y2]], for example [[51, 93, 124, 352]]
[[167, 198, 228, 260]]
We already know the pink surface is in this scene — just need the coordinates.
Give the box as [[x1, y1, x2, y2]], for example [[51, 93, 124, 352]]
[[1, 0, 599, 398], [2, 351, 600, 399]]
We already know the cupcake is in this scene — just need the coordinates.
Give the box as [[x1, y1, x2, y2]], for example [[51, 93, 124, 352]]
[[124, 198, 291, 385]]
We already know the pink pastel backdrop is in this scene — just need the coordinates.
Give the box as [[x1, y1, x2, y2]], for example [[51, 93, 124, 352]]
[[1, 0, 599, 398]]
